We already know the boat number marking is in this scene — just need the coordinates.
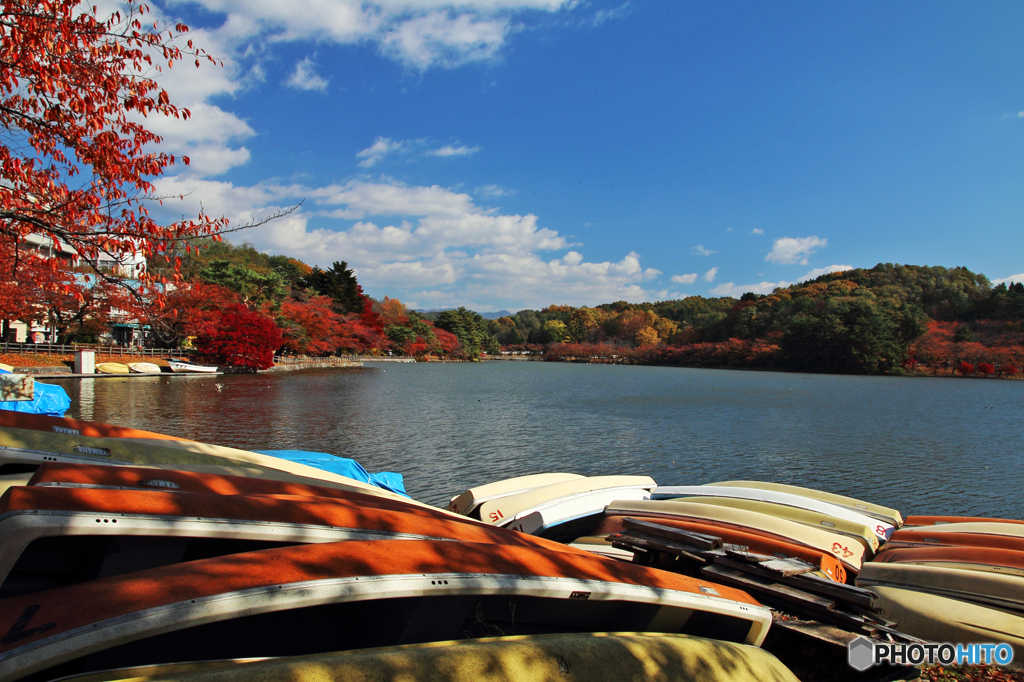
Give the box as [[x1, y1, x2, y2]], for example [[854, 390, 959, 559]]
[[73, 445, 110, 457], [2, 605, 56, 645], [569, 591, 591, 600], [489, 510, 504, 523], [876, 525, 886, 537], [831, 542, 854, 558]]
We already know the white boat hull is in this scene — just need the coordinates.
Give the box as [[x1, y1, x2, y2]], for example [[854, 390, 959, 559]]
[[167, 360, 218, 373]]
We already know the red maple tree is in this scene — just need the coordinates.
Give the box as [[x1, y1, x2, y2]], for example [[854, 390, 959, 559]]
[[0, 0, 228, 300], [279, 295, 344, 355], [194, 305, 282, 370]]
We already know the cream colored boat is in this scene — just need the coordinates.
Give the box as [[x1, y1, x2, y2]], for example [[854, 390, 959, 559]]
[[856, 563, 1024, 613], [709, 480, 903, 528], [128, 362, 162, 374], [606, 499, 866, 571], [477, 476, 657, 527], [682, 496, 879, 553], [898, 522, 1024, 539], [95, 362, 130, 375], [447, 472, 585, 517], [0, 427, 423, 506], [654, 485, 892, 542], [868, 586, 1024, 662], [52, 633, 800, 682]]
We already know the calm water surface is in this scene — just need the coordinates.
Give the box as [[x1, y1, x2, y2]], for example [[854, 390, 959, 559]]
[[51, 362, 1023, 517]]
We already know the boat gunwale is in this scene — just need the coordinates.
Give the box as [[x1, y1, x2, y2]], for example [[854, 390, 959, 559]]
[[0, 572, 771, 681]]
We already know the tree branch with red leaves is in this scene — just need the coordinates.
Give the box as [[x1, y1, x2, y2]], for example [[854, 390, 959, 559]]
[[0, 0, 285, 305]]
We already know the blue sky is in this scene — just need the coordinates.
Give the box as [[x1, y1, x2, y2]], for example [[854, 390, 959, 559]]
[[146, 0, 1024, 311]]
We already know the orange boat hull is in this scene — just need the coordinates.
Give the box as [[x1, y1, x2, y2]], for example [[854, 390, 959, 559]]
[[0, 412, 184, 441]]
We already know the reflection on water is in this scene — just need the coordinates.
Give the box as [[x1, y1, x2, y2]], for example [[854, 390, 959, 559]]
[[51, 363, 1024, 517]]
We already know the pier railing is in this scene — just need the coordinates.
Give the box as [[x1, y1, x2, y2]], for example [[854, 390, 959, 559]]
[[0, 342, 188, 358]]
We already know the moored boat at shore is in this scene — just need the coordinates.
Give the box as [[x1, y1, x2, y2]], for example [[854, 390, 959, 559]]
[[653, 485, 893, 543], [447, 472, 585, 517], [0, 484, 596, 598], [677, 496, 880, 553], [128, 362, 162, 374], [605, 499, 866, 572], [167, 358, 218, 373], [709, 480, 903, 528], [0, 538, 772, 681], [95, 362, 130, 375], [0, 426, 421, 504], [476, 476, 657, 527]]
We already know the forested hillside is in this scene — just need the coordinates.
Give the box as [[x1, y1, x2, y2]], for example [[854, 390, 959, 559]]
[[488, 264, 1024, 375], [9, 237, 1021, 376]]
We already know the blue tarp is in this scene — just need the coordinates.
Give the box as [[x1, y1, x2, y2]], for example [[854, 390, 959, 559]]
[[0, 368, 71, 417], [255, 450, 408, 497]]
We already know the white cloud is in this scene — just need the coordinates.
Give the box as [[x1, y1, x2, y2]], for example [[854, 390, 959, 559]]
[[691, 244, 715, 256], [356, 137, 408, 167], [751, 228, 764, 235], [151, 175, 661, 307], [285, 57, 329, 91], [428, 144, 480, 157], [169, 0, 576, 72], [476, 184, 514, 196], [765, 236, 827, 265], [799, 265, 853, 281], [709, 281, 792, 298], [993, 273, 1024, 285], [593, 2, 631, 27], [703, 267, 718, 282], [671, 273, 698, 284]]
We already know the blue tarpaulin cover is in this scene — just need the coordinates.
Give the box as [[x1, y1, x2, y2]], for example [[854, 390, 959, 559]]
[[255, 450, 408, 497], [0, 368, 71, 417]]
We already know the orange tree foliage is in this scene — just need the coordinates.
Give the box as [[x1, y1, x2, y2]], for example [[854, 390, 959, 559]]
[[0, 0, 225, 298]]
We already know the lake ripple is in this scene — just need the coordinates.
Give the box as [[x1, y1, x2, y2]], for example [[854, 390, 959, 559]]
[[53, 362, 1023, 518]]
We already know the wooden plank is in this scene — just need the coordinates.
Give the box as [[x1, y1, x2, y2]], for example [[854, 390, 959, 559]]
[[724, 546, 778, 564], [770, 615, 863, 648], [757, 557, 817, 577], [0, 373, 33, 401], [705, 563, 838, 611], [621, 517, 722, 549], [788, 572, 877, 609], [608, 531, 709, 564]]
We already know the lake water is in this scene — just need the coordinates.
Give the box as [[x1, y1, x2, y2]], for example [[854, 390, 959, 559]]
[[50, 362, 1023, 518]]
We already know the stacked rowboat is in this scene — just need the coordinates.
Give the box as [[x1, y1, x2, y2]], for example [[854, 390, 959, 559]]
[[0, 412, 788, 682], [0, 409, 1020, 680]]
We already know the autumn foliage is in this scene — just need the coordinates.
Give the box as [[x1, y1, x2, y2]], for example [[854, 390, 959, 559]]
[[0, 0, 229, 305], [193, 305, 282, 371]]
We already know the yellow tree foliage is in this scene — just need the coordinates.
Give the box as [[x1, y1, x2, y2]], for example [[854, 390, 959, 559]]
[[635, 327, 659, 346], [567, 307, 599, 342], [653, 317, 679, 340], [544, 319, 568, 342]]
